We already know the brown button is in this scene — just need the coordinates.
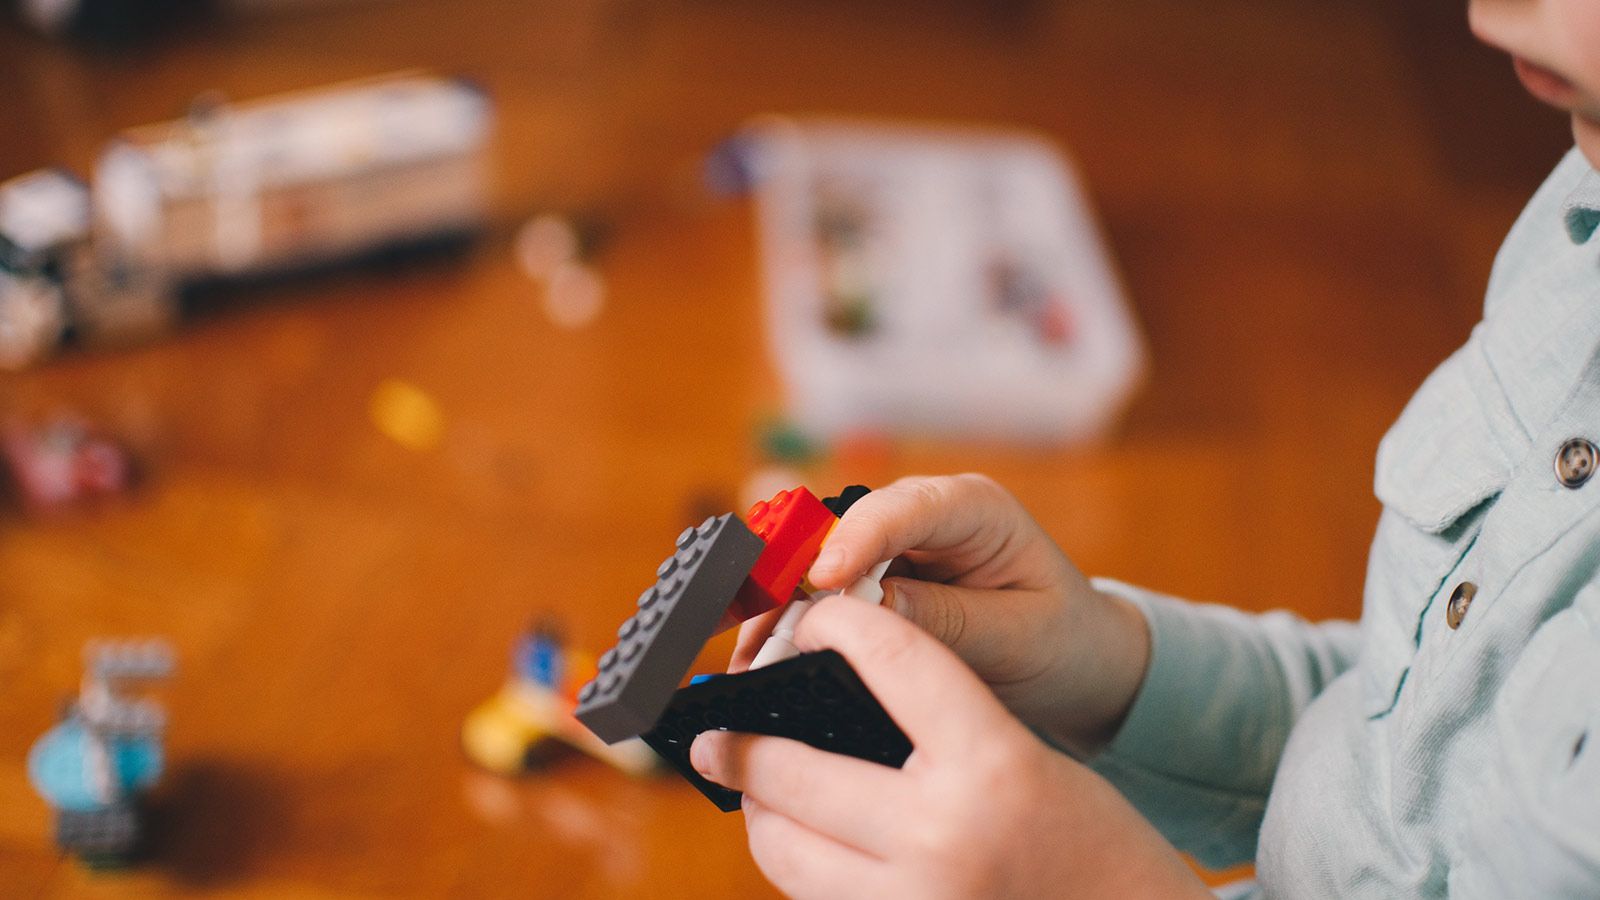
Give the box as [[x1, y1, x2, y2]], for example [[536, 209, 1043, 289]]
[[1446, 581, 1477, 630], [1556, 438, 1598, 489]]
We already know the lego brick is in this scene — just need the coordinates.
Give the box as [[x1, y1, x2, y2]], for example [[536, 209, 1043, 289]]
[[822, 485, 871, 517], [576, 514, 764, 744], [642, 649, 913, 812], [727, 487, 835, 625]]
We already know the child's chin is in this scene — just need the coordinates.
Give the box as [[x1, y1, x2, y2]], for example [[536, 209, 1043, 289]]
[[1574, 115, 1600, 171]]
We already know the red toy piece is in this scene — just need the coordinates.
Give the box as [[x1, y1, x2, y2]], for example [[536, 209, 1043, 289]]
[[1, 417, 133, 513], [723, 486, 835, 629]]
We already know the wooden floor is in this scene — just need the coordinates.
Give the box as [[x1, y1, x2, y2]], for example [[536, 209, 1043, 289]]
[[0, 1, 1572, 896]]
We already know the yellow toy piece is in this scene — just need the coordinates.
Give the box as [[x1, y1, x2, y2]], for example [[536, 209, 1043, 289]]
[[462, 639, 659, 777]]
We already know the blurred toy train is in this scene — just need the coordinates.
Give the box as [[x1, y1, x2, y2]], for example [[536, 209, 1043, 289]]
[[0, 73, 493, 370]]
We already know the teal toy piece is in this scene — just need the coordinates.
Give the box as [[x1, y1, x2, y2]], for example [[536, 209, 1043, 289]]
[[28, 718, 163, 812]]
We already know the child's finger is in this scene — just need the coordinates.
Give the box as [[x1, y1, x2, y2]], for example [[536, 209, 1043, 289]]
[[882, 557, 916, 581], [690, 730, 907, 857], [881, 577, 1046, 676], [742, 796, 893, 900], [727, 606, 786, 673], [795, 593, 1024, 760], [806, 474, 1022, 590]]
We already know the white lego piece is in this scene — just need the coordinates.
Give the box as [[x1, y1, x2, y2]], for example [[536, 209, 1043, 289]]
[[748, 559, 893, 669], [748, 596, 814, 670]]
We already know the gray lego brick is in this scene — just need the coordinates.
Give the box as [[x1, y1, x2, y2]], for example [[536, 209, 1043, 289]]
[[575, 514, 763, 744]]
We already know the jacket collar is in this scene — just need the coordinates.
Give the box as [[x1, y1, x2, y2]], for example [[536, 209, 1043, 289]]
[[1563, 166, 1600, 243]]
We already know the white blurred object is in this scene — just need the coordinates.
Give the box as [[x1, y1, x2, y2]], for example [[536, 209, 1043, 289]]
[[733, 117, 1145, 444], [0, 170, 90, 255], [515, 214, 581, 282], [0, 74, 489, 369], [516, 214, 606, 330], [543, 260, 605, 330], [0, 171, 85, 369], [93, 73, 493, 280]]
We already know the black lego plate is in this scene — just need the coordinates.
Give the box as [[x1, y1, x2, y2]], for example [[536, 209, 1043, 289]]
[[641, 649, 913, 811]]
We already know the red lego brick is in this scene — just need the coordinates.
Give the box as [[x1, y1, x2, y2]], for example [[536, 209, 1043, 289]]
[[724, 487, 835, 628]]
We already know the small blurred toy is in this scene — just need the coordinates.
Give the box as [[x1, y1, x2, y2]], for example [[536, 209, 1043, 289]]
[[95, 74, 491, 294], [0, 169, 174, 369], [462, 621, 659, 777], [0, 73, 493, 369], [28, 639, 174, 868], [0, 170, 89, 370], [1, 416, 135, 513]]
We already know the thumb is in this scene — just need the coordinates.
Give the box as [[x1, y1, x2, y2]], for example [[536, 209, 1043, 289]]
[[795, 594, 1024, 759]]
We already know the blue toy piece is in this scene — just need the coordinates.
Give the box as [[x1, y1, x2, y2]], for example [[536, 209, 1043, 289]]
[[513, 628, 565, 690], [28, 717, 163, 812], [702, 134, 760, 197]]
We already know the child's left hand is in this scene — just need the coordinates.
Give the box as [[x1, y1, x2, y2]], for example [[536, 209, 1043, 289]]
[[689, 594, 1209, 899]]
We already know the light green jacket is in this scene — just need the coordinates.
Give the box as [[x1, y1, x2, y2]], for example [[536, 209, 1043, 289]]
[[1091, 147, 1600, 897]]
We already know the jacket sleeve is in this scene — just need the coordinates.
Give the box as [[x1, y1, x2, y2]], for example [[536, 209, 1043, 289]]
[[1085, 578, 1362, 870]]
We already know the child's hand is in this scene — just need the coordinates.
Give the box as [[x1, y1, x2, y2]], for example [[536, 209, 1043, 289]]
[[695, 596, 1206, 899], [731, 474, 1149, 752]]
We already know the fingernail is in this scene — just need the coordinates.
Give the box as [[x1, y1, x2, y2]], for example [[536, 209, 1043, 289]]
[[690, 733, 715, 776], [812, 546, 846, 577], [885, 579, 915, 617]]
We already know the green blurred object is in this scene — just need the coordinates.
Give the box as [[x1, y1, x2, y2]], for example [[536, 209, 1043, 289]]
[[757, 416, 822, 465], [824, 293, 876, 338]]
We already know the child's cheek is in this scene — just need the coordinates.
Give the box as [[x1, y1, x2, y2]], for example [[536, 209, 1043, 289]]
[[1555, 0, 1600, 93]]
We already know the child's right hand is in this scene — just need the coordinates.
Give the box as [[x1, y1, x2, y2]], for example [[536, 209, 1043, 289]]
[[730, 474, 1151, 753]]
